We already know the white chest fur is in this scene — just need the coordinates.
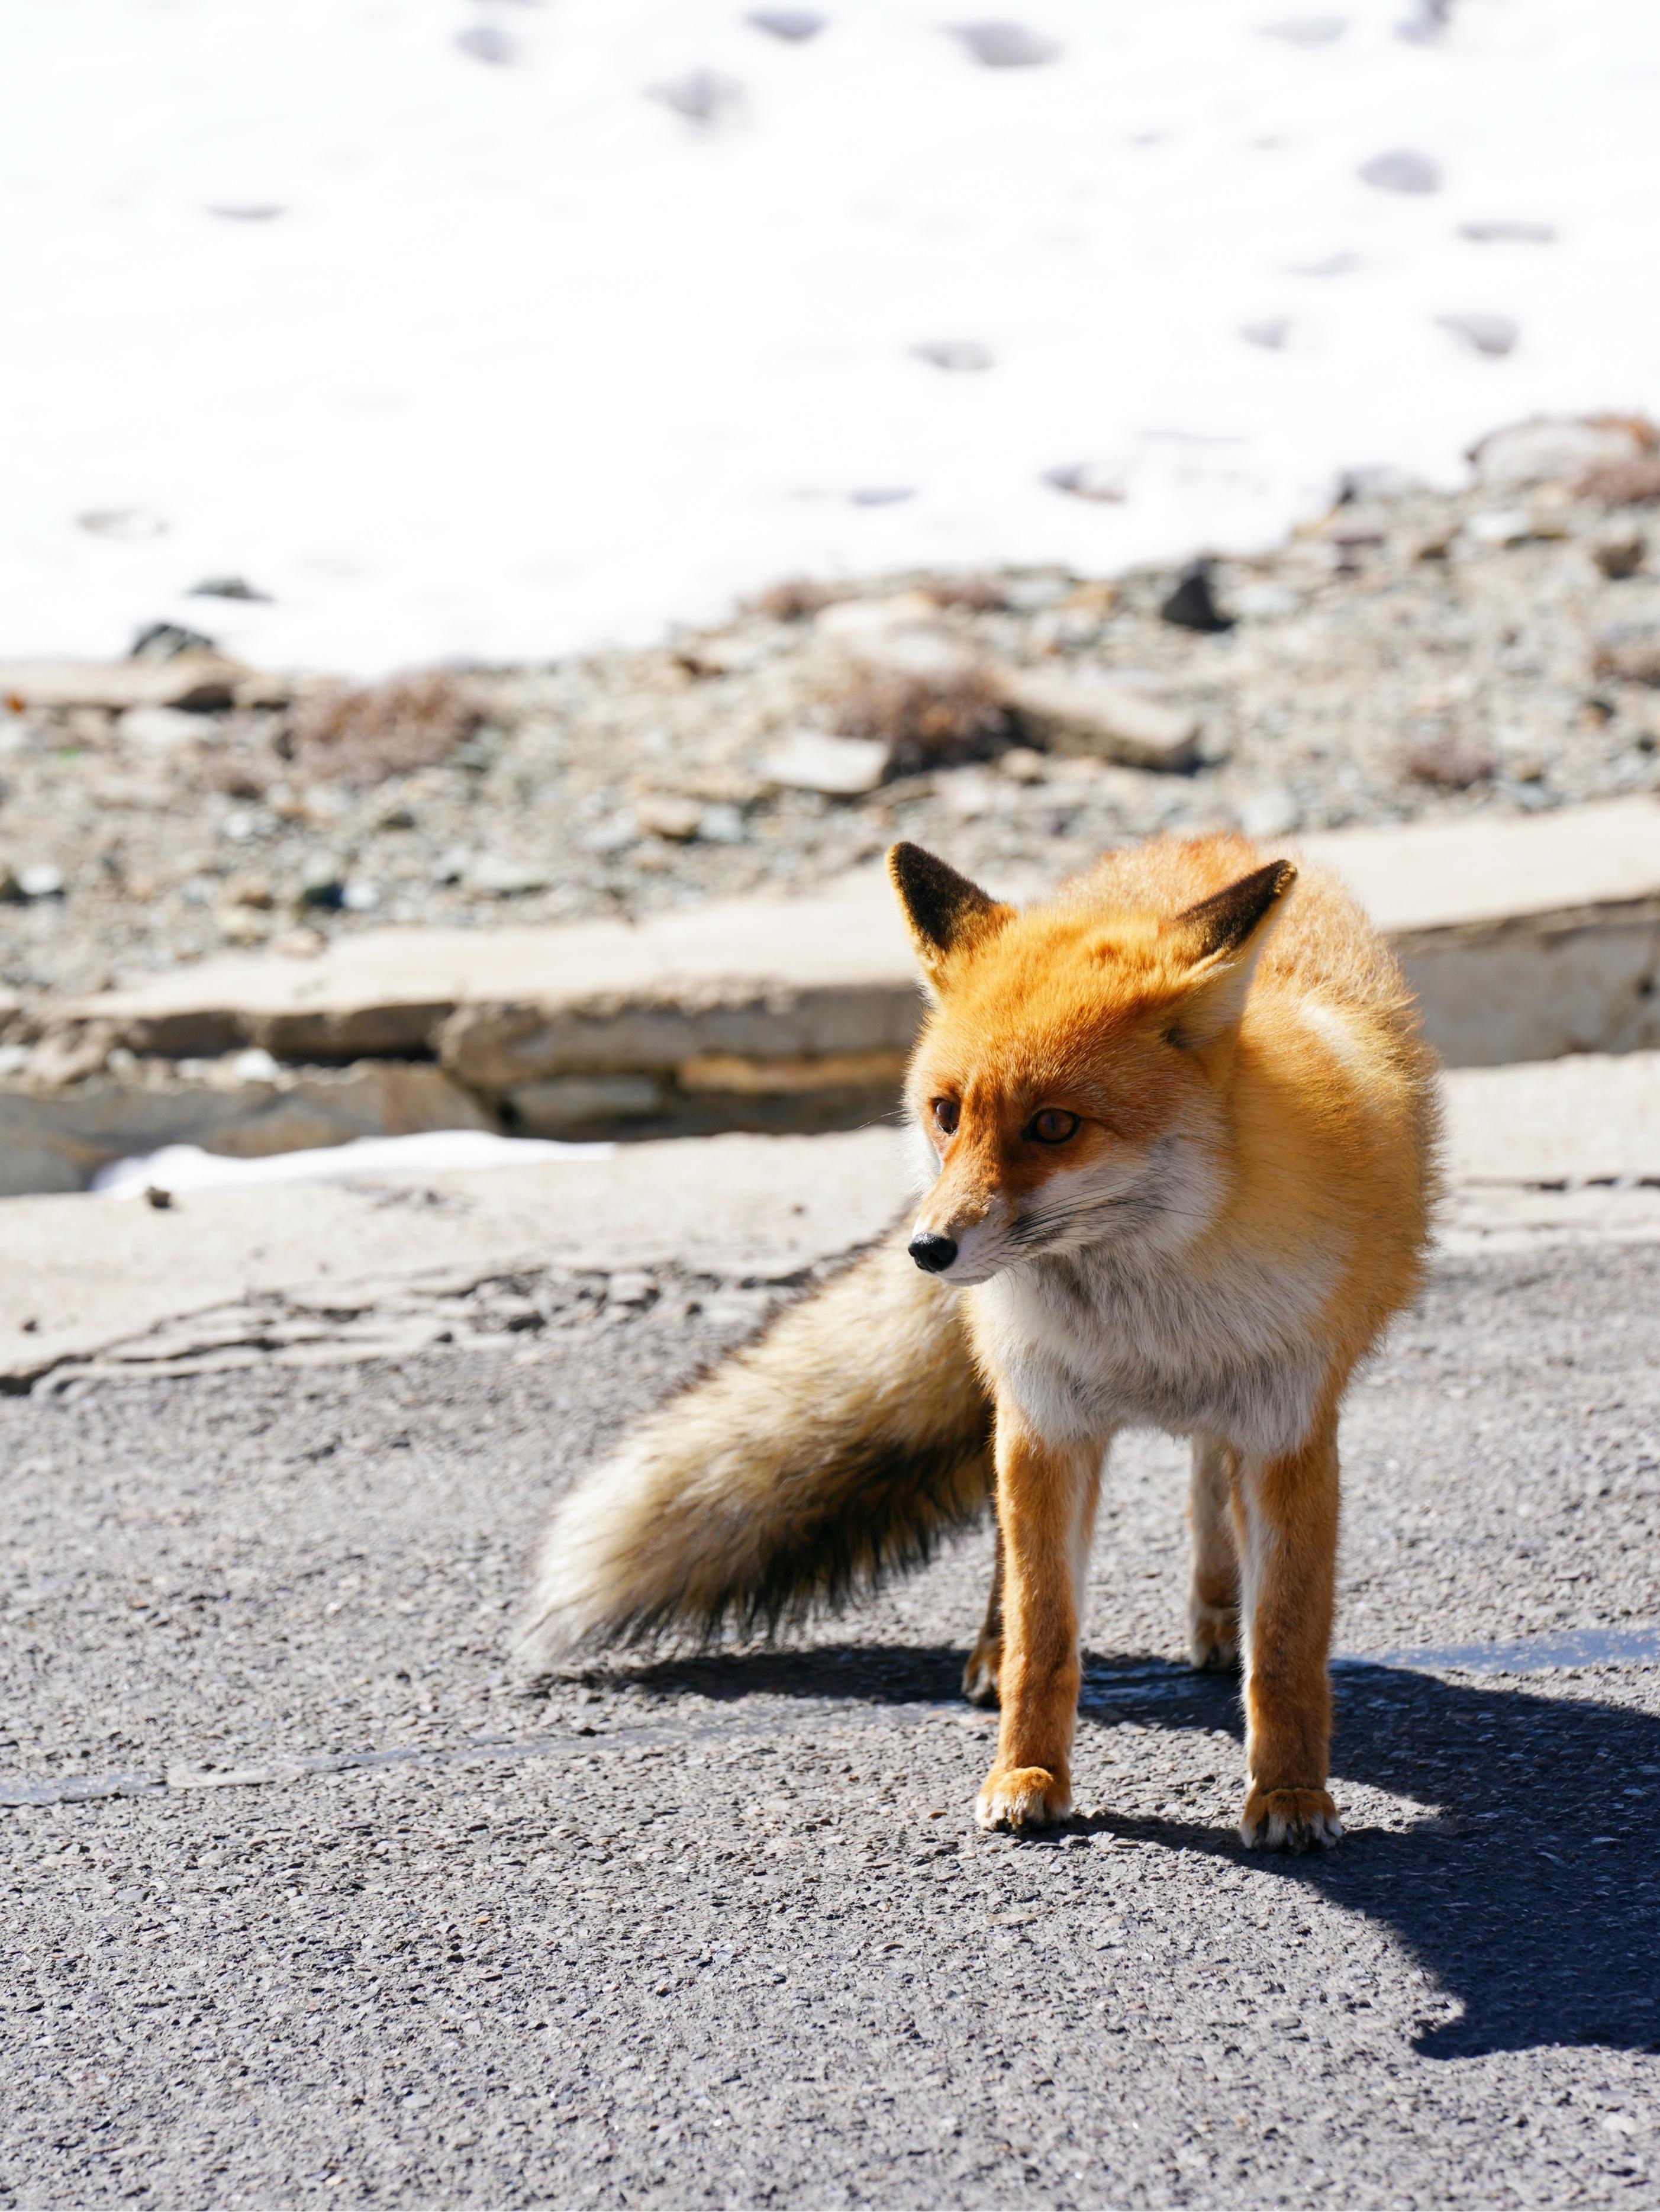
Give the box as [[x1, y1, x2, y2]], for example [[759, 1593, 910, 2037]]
[[971, 1229, 1336, 1465]]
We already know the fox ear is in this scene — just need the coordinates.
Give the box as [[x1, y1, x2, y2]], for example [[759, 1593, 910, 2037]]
[[1165, 858, 1297, 1045], [888, 842, 1013, 990]]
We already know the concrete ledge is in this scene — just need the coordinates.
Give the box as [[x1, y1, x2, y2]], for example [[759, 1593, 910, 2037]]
[[1299, 798, 1660, 1066], [4, 797, 1656, 1188], [2, 1055, 1656, 1388]]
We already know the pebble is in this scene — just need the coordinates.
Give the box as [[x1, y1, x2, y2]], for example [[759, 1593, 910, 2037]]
[[650, 71, 744, 125], [697, 803, 748, 845], [17, 864, 64, 900], [1260, 16, 1348, 41], [1159, 561, 1233, 633], [76, 508, 167, 542], [998, 669, 1201, 772], [911, 341, 994, 373], [759, 730, 891, 796], [188, 577, 269, 601], [1472, 416, 1643, 491], [746, 9, 826, 40], [1459, 219, 1557, 244], [463, 855, 553, 897], [1358, 150, 1441, 194], [117, 706, 204, 753], [949, 22, 1061, 66], [1236, 785, 1300, 840], [1592, 527, 1647, 582], [1437, 313, 1519, 359], [1043, 459, 1127, 503], [455, 24, 514, 65], [1464, 510, 1536, 549], [1233, 581, 1301, 620], [634, 795, 704, 843]]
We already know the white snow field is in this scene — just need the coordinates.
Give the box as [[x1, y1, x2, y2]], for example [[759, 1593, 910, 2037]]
[[4, 0, 1658, 675]]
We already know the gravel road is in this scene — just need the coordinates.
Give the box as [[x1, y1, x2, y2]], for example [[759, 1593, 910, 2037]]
[[3, 1234, 1659, 2206]]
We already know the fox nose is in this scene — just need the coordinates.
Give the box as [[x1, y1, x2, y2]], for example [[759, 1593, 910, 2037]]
[[908, 1231, 958, 1274]]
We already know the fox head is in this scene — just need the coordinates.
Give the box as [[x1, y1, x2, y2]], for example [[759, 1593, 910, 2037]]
[[888, 841, 1297, 1285]]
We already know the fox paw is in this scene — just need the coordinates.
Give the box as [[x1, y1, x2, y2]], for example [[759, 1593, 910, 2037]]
[[1188, 1597, 1239, 1673], [962, 1635, 1002, 1708], [1239, 1786, 1342, 1852], [975, 1765, 1071, 1831]]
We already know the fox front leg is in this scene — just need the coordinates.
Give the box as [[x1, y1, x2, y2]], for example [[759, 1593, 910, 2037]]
[[1233, 1405, 1343, 1850], [974, 1406, 1104, 1831]]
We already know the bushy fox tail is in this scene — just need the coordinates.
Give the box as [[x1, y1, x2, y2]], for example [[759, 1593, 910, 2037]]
[[516, 1229, 993, 1663]]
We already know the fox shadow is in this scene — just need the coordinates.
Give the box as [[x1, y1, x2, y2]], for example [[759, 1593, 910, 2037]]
[[621, 1640, 1660, 2059]]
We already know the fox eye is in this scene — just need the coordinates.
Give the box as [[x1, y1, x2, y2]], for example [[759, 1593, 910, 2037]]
[[1026, 1107, 1080, 1146], [932, 1097, 960, 1136]]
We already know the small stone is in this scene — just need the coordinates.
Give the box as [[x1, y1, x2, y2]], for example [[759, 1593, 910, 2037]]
[[697, 803, 747, 845], [634, 794, 704, 842], [1233, 581, 1300, 621], [464, 854, 553, 896], [1472, 416, 1646, 491], [456, 24, 515, 64], [1591, 527, 1646, 581], [998, 669, 1200, 771], [297, 869, 346, 912], [18, 864, 64, 900], [188, 577, 269, 601], [1436, 313, 1519, 358], [998, 748, 1047, 784], [1464, 509, 1535, 549], [225, 874, 274, 910], [950, 21, 1061, 66], [1043, 458, 1128, 503], [760, 730, 891, 796], [117, 706, 205, 752], [341, 880, 381, 912], [581, 814, 638, 857], [230, 1048, 282, 1085], [650, 70, 744, 124], [131, 622, 217, 662], [1159, 561, 1234, 633], [1260, 16, 1348, 40], [1358, 149, 1440, 194], [746, 9, 826, 40], [1458, 218, 1556, 244], [78, 507, 167, 541], [1236, 785, 1300, 839], [911, 340, 994, 373]]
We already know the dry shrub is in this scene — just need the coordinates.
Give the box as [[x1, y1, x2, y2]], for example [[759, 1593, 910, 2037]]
[[1577, 455, 1660, 506], [1587, 413, 1659, 451], [831, 668, 1012, 774], [1593, 637, 1660, 687], [1401, 732, 1497, 790], [291, 671, 484, 783], [752, 577, 836, 622]]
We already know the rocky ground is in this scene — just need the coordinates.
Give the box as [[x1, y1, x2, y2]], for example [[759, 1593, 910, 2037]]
[[3, 1225, 1659, 2206], [2, 421, 1659, 1016]]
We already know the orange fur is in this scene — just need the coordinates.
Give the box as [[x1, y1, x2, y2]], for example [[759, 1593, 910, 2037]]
[[892, 832, 1439, 1844]]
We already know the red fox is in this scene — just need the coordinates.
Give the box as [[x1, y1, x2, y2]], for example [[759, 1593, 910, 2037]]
[[520, 834, 1439, 1849]]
